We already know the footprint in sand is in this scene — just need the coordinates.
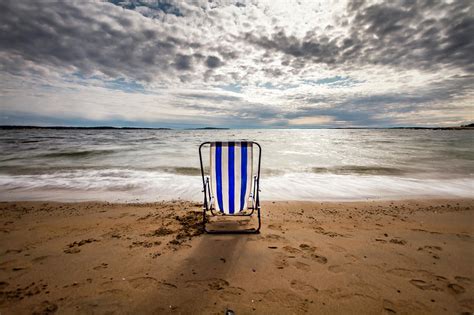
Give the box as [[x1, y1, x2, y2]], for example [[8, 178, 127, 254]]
[[298, 243, 328, 264], [310, 253, 328, 264], [268, 224, 284, 232], [0, 227, 11, 234], [411, 275, 449, 291], [64, 247, 81, 254], [455, 233, 471, 240], [314, 226, 347, 238], [67, 238, 99, 247], [388, 268, 451, 292], [411, 228, 442, 235], [417, 245, 443, 259], [144, 227, 174, 237], [328, 244, 346, 253], [208, 279, 230, 290], [128, 276, 159, 290], [218, 286, 246, 302], [328, 265, 345, 273], [274, 254, 290, 269], [64, 238, 99, 253], [31, 255, 50, 263], [32, 300, 58, 315], [290, 279, 318, 294], [98, 277, 162, 292], [344, 254, 358, 262], [389, 238, 407, 245], [185, 279, 245, 303], [105, 231, 122, 239], [4, 248, 23, 254], [293, 261, 310, 271], [0, 259, 30, 272], [159, 281, 177, 289], [455, 276, 471, 286], [388, 268, 430, 278], [383, 299, 397, 314], [409, 279, 440, 291], [129, 240, 161, 248], [185, 278, 229, 291], [383, 307, 396, 314], [418, 245, 442, 251], [1, 281, 49, 301], [263, 234, 286, 242], [447, 283, 465, 295], [283, 246, 302, 254], [299, 243, 317, 252], [93, 263, 108, 270]]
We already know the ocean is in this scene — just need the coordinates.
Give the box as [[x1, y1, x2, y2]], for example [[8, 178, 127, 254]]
[[0, 129, 472, 202]]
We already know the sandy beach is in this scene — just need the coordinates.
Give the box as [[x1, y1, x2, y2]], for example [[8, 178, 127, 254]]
[[2, 1, 473, 314], [0, 199, 472, 314]]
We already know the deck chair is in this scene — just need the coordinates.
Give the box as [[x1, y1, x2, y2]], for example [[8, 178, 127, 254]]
[[199, 141, 261, 233]]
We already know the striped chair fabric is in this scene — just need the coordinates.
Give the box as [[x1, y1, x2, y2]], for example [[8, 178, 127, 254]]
[[210, 141, 253, 214]]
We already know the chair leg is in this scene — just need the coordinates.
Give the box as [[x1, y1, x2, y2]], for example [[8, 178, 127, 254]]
[[202, 207, 208, 232], [255, 206, 261, 233], [204, 208, 261, 234]]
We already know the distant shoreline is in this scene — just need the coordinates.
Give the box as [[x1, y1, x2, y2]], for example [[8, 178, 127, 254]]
[[0, 125, 232, 130], [0, 125, 472, 130], [0, 125, 172, 130]]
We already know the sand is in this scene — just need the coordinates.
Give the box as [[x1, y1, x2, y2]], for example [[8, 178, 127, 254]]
[[0, 199, 473, 314]]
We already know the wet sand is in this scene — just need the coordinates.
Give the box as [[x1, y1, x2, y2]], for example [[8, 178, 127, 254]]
[[0, 199, 473, 314]]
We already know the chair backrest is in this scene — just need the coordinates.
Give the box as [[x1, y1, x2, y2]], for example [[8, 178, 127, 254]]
[[210, 141, 253, 214]]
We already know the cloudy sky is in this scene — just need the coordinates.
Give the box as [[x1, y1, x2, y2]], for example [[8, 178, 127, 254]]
[[0, 0, 472, 128]]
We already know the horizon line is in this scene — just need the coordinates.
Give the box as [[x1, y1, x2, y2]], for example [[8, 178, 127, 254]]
[[1, 124, 472, 130]]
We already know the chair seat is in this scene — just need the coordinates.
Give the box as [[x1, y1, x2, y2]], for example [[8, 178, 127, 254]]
[[210, 141, 253, 214]]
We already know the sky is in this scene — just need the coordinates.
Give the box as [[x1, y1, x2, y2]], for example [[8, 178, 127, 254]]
[[0, 0, 473, 128]]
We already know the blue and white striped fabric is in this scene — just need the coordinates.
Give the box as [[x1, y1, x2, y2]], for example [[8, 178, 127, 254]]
[[210, 142, 253, 214]]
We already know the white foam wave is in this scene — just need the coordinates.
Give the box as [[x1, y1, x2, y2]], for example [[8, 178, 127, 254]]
[[263, 173, 473, 200], [0, 169, 202, 202], [0, 169, 472, 202]]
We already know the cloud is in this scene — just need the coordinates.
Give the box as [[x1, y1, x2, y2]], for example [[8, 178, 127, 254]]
[[109, 0, 185, 17], [288, 116, 334, 126], [206, 56, 222, 68], [244, 0, 474, 72], [0, 0, 220, 83], [173, 54, 193, 71], [0, 0, 472, 128]]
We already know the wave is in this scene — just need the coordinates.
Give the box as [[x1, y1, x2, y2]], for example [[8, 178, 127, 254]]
[[311, 165, 406, 176], [0, 169, 472, 202], [0, 165, 202, 176], [263, 173, 474, 200], [37, 149, 117, 159], [159, 167, 202, 176], [0, 164, 284, 177], [157, 167, 284, 177]]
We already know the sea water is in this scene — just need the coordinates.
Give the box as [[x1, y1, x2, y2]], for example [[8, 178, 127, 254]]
[[0, 129, 472, 201]]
